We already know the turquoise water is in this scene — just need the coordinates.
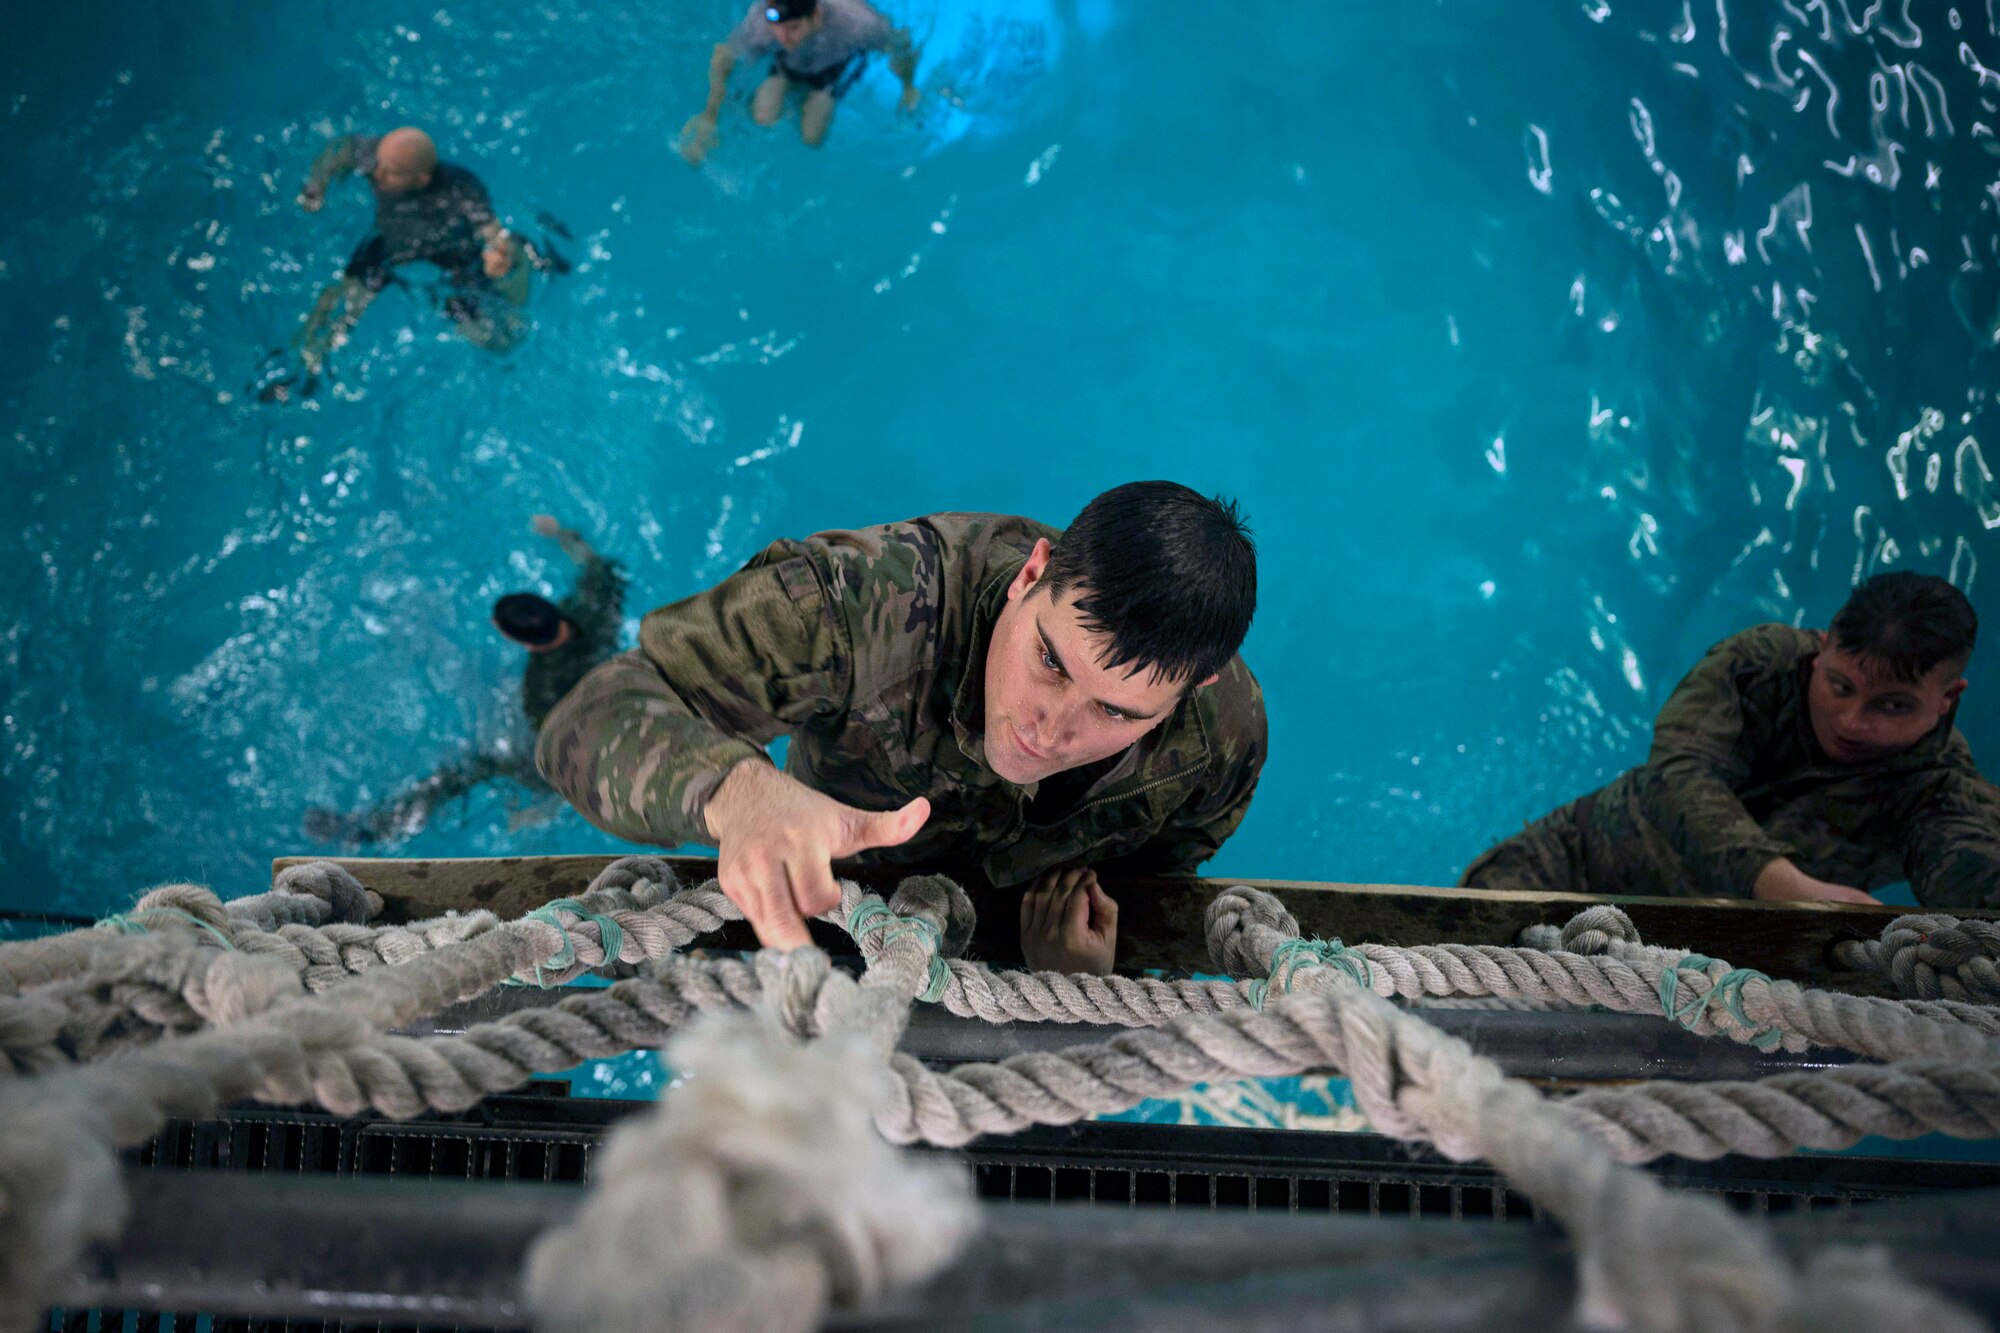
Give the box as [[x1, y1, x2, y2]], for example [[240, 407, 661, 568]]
[[4, 0, 1998, 916]]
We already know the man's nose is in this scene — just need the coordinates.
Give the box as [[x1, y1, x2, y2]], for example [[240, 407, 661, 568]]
[[1046, 701, 1090, 747]]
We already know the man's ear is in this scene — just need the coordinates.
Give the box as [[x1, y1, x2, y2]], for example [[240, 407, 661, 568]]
[[1943, 677, 1969, 712], [1007, 538, 1053, 603], [1195, 673, 1219, 689]]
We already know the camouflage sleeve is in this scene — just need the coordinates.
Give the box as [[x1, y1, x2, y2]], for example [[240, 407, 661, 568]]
[[534, 548, 851, 847], [1632, 628, 1800, 896], [1111, 658, 1268, 876], [1902, 773, 2000, 909]]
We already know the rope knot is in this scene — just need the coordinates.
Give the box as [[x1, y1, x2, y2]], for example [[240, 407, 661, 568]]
[[1205, 885, 1299, 975], [846, 900, 949, 1004], [270, 861, 381, 923], [100, 891, 238, 953], [1248, 936, 1373, 1009], [1872, 914, 2000, 1002], [586, 855, 681, 899], [517, 898, 627, 988], [525, 1012, 976, 1333], [1559, 905, 1643, 955], [129, 885, 231, 933], [887, 874, 976, 960], [1656, 955, 1783, 1051], [757, 946, 850, 1036]]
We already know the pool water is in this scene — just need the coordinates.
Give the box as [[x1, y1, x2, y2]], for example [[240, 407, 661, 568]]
[[4, 7, 1995, 928]]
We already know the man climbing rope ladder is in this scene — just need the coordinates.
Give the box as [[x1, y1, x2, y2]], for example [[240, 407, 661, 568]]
[[536, 481, 1267, 977]]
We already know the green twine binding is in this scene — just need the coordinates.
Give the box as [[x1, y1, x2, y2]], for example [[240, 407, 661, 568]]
[[1657, 954, 1782, 1051], [847, 899, 951, 1004], [516, 898, 626, 990], [97, 907, 237, 953], [1711, 967, 1785, 1052], [1656, 952, 1714, 1028], [1249, 936, 1373, 1010]]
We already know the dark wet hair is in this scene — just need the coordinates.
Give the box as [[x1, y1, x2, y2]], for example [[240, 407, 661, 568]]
[[493, 593, 566, 647], [1830, 572, 1978, 683], [1040, 481, 1256, 687]]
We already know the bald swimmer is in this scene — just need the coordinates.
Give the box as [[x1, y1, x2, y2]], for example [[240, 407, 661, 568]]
[[258, 127, 528, 401]]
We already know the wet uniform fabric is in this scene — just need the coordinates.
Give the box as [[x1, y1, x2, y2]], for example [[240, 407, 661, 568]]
[[727, 0, 893, 95], [305, 136, 499, 291], [522, 555, 628, 734], [1462, 624, 2000, 907], [536, 512, 1268, 887]]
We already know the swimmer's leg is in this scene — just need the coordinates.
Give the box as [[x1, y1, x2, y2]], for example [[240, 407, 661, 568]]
[[453, 303, 528, 355], [752, 72, 791, 126], [296, 275, 378, 375], [800, 88, 837, 146], [446, 266, 531, 355], [306, 748, 525, 847], [256, 274, 377, 403]]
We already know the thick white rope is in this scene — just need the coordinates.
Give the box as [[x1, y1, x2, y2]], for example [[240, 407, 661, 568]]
[[2, 860, 1995, 1333]]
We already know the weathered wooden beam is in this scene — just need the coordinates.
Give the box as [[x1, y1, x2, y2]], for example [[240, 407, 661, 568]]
[[274, 853, 1975, 991]]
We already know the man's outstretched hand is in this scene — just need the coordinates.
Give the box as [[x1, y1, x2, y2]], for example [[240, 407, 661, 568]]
[[705, 761, 931, 949], [1752, 857, 1880, 906], [1020, 866, 1119, 975], [678, 112, 720, 166]]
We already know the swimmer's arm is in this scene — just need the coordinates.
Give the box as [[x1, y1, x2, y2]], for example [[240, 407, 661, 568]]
[[298, 136, 362, 209], [475, 218, 517, 256], [532, 514, 600, 568], [469, 201, 523, 280], [702, 42, 737, 117], [886, 27, 918, 91]]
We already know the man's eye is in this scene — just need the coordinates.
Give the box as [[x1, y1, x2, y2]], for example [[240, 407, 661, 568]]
[[1039, 647, 1061, 674], [1100, 704, 1127, 722], [1877, 700, 1911, 716]]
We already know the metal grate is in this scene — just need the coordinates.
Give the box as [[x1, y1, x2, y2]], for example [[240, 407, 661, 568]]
[[53, 1092, 2000, 1332]]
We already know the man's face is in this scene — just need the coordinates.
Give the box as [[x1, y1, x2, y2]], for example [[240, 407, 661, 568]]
[[371, 157, 432, 194], [1807, 638, 1967, 764], [769, 11, 819, 48], [980, 539, 1208, 786]]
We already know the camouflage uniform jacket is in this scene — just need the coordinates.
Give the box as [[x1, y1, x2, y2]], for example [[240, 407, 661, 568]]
[[535, 513, 1267, 887], [1475, 624, 2000, 907]]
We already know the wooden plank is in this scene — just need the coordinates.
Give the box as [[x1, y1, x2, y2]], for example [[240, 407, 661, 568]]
[[275, 853, 1987, 991]]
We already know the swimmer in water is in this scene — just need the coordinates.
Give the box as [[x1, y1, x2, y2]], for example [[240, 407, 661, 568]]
[[304, 515, 627, 846], [256, 127, 529, 403], [678, 0, 919, 165]]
